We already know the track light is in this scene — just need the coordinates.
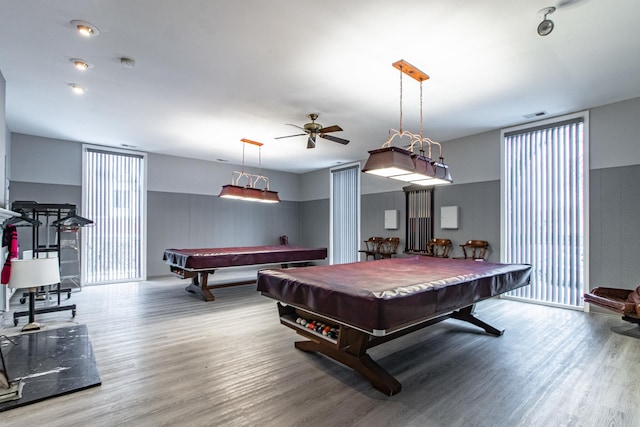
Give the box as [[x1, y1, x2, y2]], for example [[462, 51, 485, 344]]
[[537, 7, 556, 36]]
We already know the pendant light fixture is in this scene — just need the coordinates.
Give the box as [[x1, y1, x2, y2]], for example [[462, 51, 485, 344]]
[[362, 60, 452, 185], [219, 139, 280, 203]]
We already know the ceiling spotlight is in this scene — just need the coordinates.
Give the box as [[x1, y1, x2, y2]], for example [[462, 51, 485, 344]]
[[537, 7, 556, 36], [120, 57, 136, 68], [70, 20, 100, 37], [69, 58, 91, 70], [68, 84, 86, 95]]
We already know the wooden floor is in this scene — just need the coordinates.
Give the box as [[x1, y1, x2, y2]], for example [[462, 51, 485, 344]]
[[1, 275, 639, 427]]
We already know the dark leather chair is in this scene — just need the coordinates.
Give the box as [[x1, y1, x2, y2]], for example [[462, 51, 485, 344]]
[[426, 238, 452, 258], [459, 240, 489, 261], [584, 286, 640, 323]]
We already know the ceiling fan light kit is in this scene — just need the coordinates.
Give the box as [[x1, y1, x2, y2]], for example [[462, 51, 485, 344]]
[[218, 138, 281, 204], [362, 59, 453, 185]]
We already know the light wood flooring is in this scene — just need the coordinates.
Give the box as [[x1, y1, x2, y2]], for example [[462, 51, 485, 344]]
[[1, 275, 639, 427]]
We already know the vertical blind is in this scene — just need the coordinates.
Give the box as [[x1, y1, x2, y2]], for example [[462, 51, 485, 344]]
[[83, 147, 146, 284], [331, 164, 359, 264], [503, 117, 585, 307], [405, 187, 433, 254]]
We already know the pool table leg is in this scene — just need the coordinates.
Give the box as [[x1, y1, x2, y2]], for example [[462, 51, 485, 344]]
[[295, 327, 402, 396], [185, 272, 216, 301], [451, 305, 504, 336]]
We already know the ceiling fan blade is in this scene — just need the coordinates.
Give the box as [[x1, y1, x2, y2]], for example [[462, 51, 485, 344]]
[[307, 135, 316, 149], [318, 125, 342, 133], [275, 133, 306, 139], [285, 123, 306, 131], [557, 0, 585, 7], [320, 134, 350, 145]]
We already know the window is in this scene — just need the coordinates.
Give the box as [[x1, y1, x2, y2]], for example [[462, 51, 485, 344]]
[[501, 113, 588, 308], [404, 185, 434, 254], [82, 146, 147, 284], [330, 163, 360, 264]]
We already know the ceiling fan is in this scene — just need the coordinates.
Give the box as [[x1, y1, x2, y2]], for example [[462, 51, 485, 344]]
[[275, 113, 349, 149]]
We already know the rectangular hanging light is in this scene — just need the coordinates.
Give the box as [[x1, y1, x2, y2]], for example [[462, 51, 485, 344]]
[[411, 160, 452, 185], [399, 153, 437, 182], [219, 184, 280, 203], [362, 60, 453, 186], [218, 139, 281, 203], [362, 146, 415, 178]]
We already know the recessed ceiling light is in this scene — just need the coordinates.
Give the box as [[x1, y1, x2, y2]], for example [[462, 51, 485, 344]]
[[68, 84, 86, 94], [69, 20, 100, 37], [120, 57, 136, 68], [69, 58, 92, 70]]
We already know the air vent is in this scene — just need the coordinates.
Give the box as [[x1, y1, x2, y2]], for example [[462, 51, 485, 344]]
[[523, 111, 547, 119]]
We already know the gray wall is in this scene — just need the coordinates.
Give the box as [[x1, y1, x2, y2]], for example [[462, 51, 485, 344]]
[[298, 199, 329, 264], [360, 191, 406, 255], [433, 181, 500, 261], [1, 70, 8, 310], [9, 133, 301, 200], [8, 133, 307, 278], [7, 181, 303, 277], [300, 97, 640, 292], [7, 97, 640, 292], [589, 165, 640, 289], [0, 70, 6, 207], [303, 181, 501, 262], [147, 192, 301, 276]]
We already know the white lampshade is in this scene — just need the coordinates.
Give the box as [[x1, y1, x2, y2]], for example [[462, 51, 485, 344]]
[[7, 258, 60, 289]]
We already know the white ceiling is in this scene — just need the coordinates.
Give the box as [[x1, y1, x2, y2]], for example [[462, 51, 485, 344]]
[[1, 0, 639, 173]]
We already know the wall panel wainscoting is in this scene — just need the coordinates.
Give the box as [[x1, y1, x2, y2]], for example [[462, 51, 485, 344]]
[[1, 278, 639, 426]]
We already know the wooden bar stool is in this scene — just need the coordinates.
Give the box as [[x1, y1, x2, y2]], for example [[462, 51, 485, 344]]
[[359, 237, 384, 260], [459, 240, 489, 261], [426, 238, 452, 258]]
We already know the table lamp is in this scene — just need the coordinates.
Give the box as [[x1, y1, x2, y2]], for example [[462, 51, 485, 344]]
[[7, 257, 61, 331]]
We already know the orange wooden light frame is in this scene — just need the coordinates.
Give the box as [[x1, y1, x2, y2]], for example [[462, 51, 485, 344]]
[[392, 59, 430, 82]]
